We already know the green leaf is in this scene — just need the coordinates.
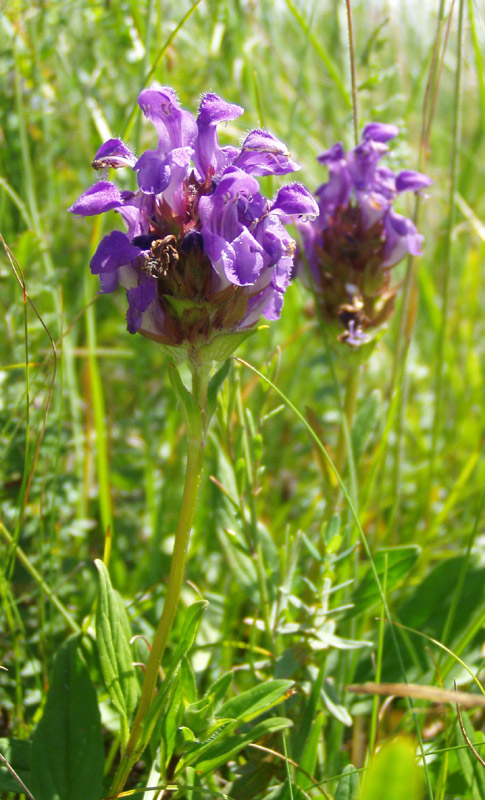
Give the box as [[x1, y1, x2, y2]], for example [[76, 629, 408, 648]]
[[94, 559, 139, 726], [30, 636, 104, 800], [351, 390, 380, 463], [181, 717, 292, 774], [167, 361, 203, 438], [169, 599, 209, 666], [184, 696, 214, 736], [160, 678, 183, 770], [454, 709, 485, 800], [346, 546, 421, 619], [295, 710, 324, 790], [335, 764, 360, 800], [217, 679, 294, 723], [360, 737, 424, 800], [197, 327, 260, 363], [141, 601, 208, 751], [264, 779, 308, 800], [206, 359, 230, 423], [0, 738, 31, 793], [321, 681, 352, 726], [206, 671, 233, 708]]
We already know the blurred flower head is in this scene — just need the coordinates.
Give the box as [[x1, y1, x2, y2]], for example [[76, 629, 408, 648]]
[[70, 87, 318, 361], [296, 123, 432, 347]]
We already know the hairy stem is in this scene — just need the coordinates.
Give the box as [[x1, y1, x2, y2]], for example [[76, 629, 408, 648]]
[[108, 362, 209, 797]]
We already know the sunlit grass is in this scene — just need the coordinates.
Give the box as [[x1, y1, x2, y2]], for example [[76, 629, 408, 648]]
[[1, 1, 484, 798]]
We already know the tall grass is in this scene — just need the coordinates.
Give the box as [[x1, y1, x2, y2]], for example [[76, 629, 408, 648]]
[[1, 1, 485, 798]]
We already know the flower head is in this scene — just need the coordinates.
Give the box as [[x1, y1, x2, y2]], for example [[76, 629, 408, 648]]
[[70, 87, 318, 361], [296, 123, 432, 347]]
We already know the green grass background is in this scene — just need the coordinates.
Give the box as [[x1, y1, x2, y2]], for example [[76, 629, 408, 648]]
[[1, 0, 485, 798]]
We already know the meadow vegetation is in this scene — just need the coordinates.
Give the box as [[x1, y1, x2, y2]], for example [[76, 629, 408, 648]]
[[1, 1, 485, 798]]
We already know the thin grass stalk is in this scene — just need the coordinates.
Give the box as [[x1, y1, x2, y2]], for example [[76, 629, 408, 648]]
[[368, 553, 388, 757], [84, 216, 114, 539], [0, 521, 81, 634], [13, 44, 84, 475], [386, 1, 449, 537], [345, 0, 359, 145], [428, 0, 465, 497], [331, 0, 360, 492]]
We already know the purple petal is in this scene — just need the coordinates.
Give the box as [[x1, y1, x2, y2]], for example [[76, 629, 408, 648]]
[[160, 147, 193, 214], [355, 189, 389, 229], [194, 92, 244, 178], [138, 87, 197, 152], [98, 270, 120, 294], [382, 209, 423, 267], [317, 142, 346, 165], [396, 170, 433, 193], [91, 139, 137, 170], [215, 166, 261, 201], [68, 181, 123, 216], [347, 138, 388, 190], [229, 228, 265, 285], [255, 215, 288, 262], [244, 285, 284, 327], [126, 278, 158, 333], [90, 231, 143, 279], [362, 122, 399, 142], [197, 92, 244, 128], [270, 183, 319, 220], [117, 192, 154, 238], [373, 165, 397, 198], [234, 130, 300, 176], [135, 149, 171, 194]]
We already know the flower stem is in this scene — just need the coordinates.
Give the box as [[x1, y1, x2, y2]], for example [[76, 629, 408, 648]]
[[334, 365, 360, 483], [108, 362, 209, 798]]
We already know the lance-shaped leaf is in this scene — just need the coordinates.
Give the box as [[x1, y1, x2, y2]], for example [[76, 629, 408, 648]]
[[30, 636, 104, 800], [181, 716, 292, 774], [140, 600, 208, 753], [335, 764, 360, 800], [95, 559, 139, 726], [345, 545, 420, 619], [216, 679, 294, 723]]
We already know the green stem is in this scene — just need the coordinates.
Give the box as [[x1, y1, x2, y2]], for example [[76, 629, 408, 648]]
[[334, 365, 360, 483], [108, 363, 209, 797], [344, 0, 359, 145]]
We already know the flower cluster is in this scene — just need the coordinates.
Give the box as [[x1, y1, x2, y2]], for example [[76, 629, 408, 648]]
[[70, 87, 318, 360], [296, 123, 432, 346]]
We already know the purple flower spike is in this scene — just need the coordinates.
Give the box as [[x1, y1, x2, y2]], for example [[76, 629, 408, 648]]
[[295, 122, 432, 348], [70, 86, 310, 353], [91, 139, 137, 170], [234, 130, 300, 176]]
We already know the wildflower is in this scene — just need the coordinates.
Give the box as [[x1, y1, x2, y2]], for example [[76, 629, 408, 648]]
[[296, 123, 432, 347], [70, 87, 318, 362]]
